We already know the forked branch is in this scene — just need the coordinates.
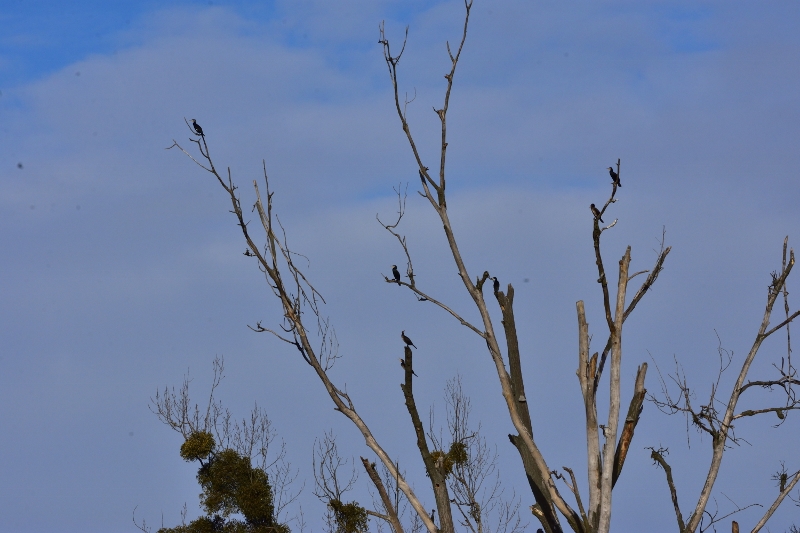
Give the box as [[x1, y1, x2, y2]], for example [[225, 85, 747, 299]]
[[171, 128, 439, 533]]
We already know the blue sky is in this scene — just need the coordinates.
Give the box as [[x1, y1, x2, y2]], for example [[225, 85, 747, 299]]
[[2, 1, 800, 532]]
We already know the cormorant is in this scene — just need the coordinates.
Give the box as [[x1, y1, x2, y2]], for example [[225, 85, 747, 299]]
[[191, 119, 204, 136], [608, 167, 620, 187], [590, 203, 603, 223], [392, 265, 401, 285], [400, 358, 418, 376], [401, 330, 417, 349], [491, 276, 499, 294]]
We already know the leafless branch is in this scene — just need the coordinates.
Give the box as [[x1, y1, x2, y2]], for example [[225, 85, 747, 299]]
[[751, 466, 800, 533], [173, 124, 438, 533], [362, 457, 405, 533], [648, 447, 685, 532], [378, 185, 485, 337]]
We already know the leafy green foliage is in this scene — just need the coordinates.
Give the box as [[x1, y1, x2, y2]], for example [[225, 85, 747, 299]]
[[159, 432, 289, 533], [328, 499, 368, 533], [448, 441, 468, 466], [180, 431, 215, 462], [431, 441, 469, 478]]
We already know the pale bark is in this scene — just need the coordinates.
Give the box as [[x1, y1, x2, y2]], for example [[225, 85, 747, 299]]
[[683, 251, 795, 533], [596, 249, 631, 533]]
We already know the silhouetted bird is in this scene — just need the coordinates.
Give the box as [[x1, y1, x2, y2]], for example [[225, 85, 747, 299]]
[[492, 276, 500, 294], [400, 358, 418, 376], [191, 119, 204, 136], [419, 167, 430, 183], [608, 166, 620, 187], [401, 330, 417, 349], [392, 265, 401, 285], [590, 203, 603, 223]]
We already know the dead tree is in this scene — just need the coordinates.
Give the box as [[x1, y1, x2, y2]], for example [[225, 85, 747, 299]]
[[167, 2, 799, 532], [377, 3, 667, 533], [650, 237, 800, 533]]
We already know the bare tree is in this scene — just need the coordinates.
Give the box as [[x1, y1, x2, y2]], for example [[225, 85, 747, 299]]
[[165, 2, 800, 532], [376, 3, 667, 532], [649, 238, 800, 533], [437, 376, 525, 533]]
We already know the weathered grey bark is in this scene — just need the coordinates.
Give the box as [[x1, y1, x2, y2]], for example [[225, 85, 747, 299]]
[[596, 248, 631, 533], [576, 301, 600, 532]]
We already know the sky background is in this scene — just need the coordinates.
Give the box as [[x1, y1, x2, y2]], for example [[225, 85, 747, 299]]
[[1, 1, 800, 532]]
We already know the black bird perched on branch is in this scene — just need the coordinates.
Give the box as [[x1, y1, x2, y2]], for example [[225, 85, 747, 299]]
[[608, 166, 620, 187], [191, 119, 204, 136], [401, 330, 417, 349], [392, 265, 401, 285], [418, 166, 430, 184], [399, 358, 418, 377], [590, 203, 603, 223], [492, 276, 499, 294]]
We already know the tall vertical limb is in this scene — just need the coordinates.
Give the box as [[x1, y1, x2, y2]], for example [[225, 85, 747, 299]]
[[401, 345, 456, 533], [576, 301, 600, 532], [596, 248, 632, 533], [499, 286, 570, 533]]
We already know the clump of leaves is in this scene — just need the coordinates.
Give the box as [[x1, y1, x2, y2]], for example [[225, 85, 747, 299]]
[[431, 441, 469, 478], [180, 431, 215, 462], [329, 499, 368, 533], [448, 441, 468, 466], [160, 433, 289, 533]]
